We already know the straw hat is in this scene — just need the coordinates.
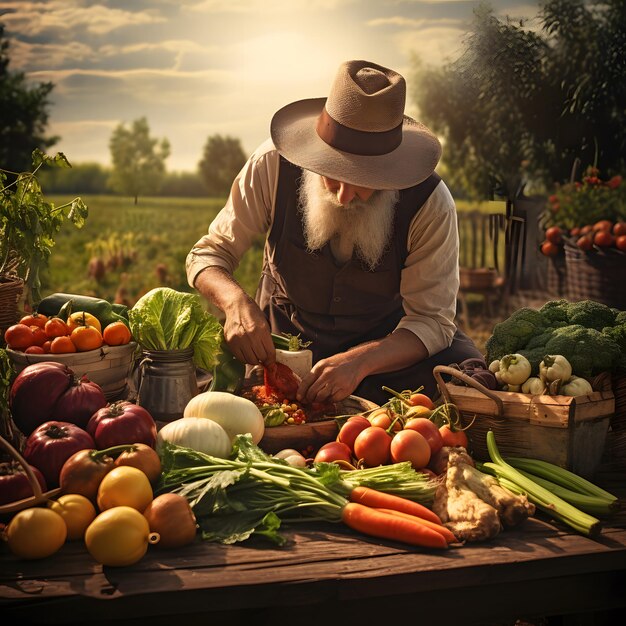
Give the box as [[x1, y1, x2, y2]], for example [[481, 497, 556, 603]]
[[270, 60, 442, 190]]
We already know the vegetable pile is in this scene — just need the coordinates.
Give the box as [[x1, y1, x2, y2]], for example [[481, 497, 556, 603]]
[[4, 307, 132, 355], [157, 435, 442, 547], [486, 299, 626, 378]]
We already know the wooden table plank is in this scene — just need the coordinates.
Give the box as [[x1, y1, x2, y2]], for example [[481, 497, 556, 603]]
[[2, 479, 625, 625]]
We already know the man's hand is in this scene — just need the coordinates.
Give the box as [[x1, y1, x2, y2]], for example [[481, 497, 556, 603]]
[[297, 329, 429, 404], [223, 296, 275, 365], [194, 266, 275, 366], [297, 352, 365, 404]]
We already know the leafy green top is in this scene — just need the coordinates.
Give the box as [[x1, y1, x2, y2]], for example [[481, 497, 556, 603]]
[[0, 149, 88, 305]]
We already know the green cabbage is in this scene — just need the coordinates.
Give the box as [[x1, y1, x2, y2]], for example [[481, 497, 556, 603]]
[[129, 287, 222, 371]]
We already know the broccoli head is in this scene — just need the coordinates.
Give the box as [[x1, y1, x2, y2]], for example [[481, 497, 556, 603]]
[[614, 310, 626, 326], [485, 307, 545, 363], [602, 324, 626, 352], [544, 324, 621, 378], [566, 300, 617, 331], [539, 299, 569, 325], [518, 347, 549, 376]]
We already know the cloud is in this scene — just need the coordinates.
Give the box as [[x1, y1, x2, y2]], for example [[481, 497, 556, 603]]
[[367, 16, 463, 29], [187, 0, 357, 13], [394, 25, 467, 66], [1, 1, 166, 38]]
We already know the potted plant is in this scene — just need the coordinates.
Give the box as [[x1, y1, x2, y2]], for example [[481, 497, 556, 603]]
[[539, 166, 626, 307], [0, 150, 88, 330]]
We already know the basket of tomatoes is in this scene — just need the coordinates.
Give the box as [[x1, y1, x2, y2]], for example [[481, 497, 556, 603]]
[[540, 220, 626, 309], [4, 311, 137, 400]]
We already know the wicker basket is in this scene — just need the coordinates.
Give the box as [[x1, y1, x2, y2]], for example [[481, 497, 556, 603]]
[[0, 434, 61, 515], [7, 342, 138, 400], [0, 275, 24, 336], [604, 373, 626, 470], [433, 365, 614, 479], [564, 245, 626, 309], [546, 253, 566, 297]]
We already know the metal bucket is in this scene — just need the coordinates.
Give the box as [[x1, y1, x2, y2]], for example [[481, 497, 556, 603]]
[[136, 348, 197, 423]]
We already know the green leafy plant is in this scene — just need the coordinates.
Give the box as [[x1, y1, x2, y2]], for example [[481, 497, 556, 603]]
[[545, 166, 625, 229], [0, 149, 88, 306]]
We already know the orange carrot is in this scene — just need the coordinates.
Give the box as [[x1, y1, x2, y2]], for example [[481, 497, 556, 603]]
[[342, 502, 447, 549], [349, 486, 443, 525], [376, 508, 458, 544]]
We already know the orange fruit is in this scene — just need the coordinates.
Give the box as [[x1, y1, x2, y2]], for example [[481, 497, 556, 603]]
[[70, 326, 103, 352], [67, 312, 102, 333], [45, 318, 70, 339], [103, 321, 132, 346], [20, 313, 48, 329], [50, 335, 77, 354], [4, 324, 35, 350]]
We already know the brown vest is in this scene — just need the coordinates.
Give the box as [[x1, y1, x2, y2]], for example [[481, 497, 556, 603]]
[[255, 157, 441, 362]]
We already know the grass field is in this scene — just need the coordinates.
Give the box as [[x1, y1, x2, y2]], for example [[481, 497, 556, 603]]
[[43, 194, 505, 308]]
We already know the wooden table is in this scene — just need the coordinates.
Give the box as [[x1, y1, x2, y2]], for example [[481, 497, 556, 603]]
[[2, 480, 625, 626]]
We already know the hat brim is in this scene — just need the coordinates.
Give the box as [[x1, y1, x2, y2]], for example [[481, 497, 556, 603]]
[[270, 98, 442, 190]]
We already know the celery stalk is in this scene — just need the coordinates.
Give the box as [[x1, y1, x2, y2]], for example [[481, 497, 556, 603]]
[[505, 456, 617, 502], [512, 468, 618, 517], [485, 431, 601, 537]]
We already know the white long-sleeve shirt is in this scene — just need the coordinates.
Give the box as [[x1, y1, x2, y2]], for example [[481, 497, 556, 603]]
[[186, 139, 460, 356]]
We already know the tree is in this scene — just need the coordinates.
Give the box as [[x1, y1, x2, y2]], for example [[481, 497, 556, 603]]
[[108, 117, 170, 204], [198, 135, 247, 197], [0, 24, 57, 173], [409, 0, 626, 199]]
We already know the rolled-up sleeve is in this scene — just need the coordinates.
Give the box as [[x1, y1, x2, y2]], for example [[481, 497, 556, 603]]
[[186, 139, 279, 287], [395, 181, 459, 355]]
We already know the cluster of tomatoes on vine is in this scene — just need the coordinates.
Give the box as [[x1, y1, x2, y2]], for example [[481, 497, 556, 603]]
[[313, 387, 469, 475], [540, 220, 626, 257]]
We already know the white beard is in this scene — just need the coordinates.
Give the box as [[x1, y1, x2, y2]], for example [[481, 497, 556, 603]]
[[298, 170, 399, 271]]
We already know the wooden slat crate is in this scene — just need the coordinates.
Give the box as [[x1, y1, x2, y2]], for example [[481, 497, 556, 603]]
[[433, 366, 614, 479]]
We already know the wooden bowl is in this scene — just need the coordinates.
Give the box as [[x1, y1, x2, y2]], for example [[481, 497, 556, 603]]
[[258, 395, 378, 455]]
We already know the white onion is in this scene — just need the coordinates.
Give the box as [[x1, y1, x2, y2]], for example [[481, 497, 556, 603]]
[[184, 391, 264, 444], [157, 417, 231, 458]]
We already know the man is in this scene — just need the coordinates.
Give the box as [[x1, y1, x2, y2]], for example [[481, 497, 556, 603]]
[[187, 59, 482, 405]]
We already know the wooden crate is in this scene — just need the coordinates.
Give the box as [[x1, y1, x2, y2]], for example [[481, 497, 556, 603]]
[[433, 366, 614, 479]]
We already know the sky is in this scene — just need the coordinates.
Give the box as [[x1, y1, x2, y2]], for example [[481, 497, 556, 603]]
[[1, 0, 539, 172]]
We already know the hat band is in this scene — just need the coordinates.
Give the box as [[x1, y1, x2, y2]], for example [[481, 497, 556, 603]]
[[316, 107, 403, 156]]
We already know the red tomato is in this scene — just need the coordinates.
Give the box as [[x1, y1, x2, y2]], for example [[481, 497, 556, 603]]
[[407, 393, 435, 410], [337, 416, 371, 451], [0, 461, 47, 506], [616, 235, 626, 252], [25, 345, 45, 354], [569, 227, 581, 237], [4, 324, 35, 350], [30, 325, 48, 347], [545, 226, 562, 244], [540, 241, 560, 257], [20, 313, 48, 329], [22, 421, 95, 488], [577, 235, 593, 251], [353, 427, 392, 467], [403, 418, 444, 454], [390, 429, 431, 469], [594, 230, 614, 247], [580, 224, 593, 235], [439, 425, 468, 448], [314, 441, 353, 464], [87, 401, 157, 449], [613, 222, 626, 237], [44, 317, 70, 339], [369, 412, 393, 429], [593, 220, 613, 232]]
